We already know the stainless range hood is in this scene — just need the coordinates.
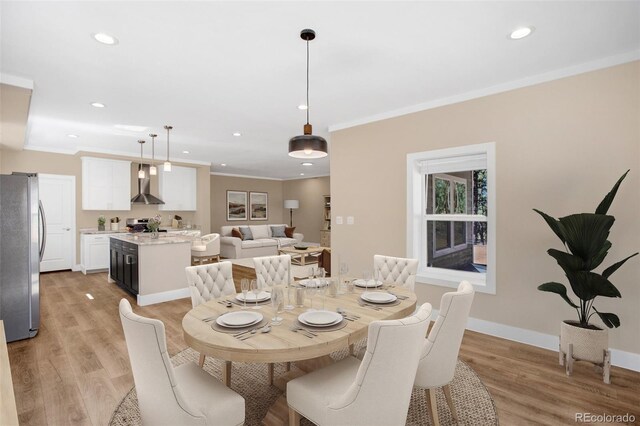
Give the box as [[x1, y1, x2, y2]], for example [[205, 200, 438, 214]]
[[131, 164, 165, 205]]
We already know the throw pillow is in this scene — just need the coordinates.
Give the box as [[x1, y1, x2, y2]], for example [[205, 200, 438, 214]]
[[231, 228, 242, 239], [284, 226, 296, 238], [271, 225, 287, 238], [239, 226, 253, 241]]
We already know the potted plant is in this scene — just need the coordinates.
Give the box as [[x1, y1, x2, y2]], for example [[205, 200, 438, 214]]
[[110, 216, 120, 231], [97, 215, 106, 231], [147, 214, 162, 238], [534, 170, 637, 383]]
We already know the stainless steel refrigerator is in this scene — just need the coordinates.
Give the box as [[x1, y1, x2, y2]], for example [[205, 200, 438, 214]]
[[0, 172, 45, 342]]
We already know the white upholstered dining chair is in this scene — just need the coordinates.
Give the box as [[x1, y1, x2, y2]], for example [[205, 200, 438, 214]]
[[414, 281, 475, 426], [185, 261, 237, 367], [287, 303, 433, 426], [118, 299, 245, 426], [253, 254, 291, 288], [191, 233, 221, 264], [373, 254, 419, 292]]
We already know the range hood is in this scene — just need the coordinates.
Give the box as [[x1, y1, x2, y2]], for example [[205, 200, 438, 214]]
[[131, 164, 165, 205]]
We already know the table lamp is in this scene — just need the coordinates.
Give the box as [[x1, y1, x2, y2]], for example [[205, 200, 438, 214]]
[[284, 199, 299, 227]]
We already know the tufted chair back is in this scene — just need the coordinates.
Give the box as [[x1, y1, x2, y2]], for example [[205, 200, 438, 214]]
[[253, 255, 291, 288], [415, 281, 475, 389], [191, 233, 221, 257], [327, 303, 432, 425], [185, 261, 236, 308], [373, 254, 419, 292], [119, 299, 206, 425]]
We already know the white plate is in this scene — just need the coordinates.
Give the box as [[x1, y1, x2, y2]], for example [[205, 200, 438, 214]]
[[361, 292, 397, 304], [216, 311, 263, 328], [298, 278, 329, 288], [298, 310, 343, 327], [236, 291, 271, 302], [354, 279, 383, 288]]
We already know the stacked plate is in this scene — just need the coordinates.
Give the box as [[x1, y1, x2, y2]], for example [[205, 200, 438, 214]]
[[216, 311, 263, 328], [354, 279, 383, 289], [360, 291, 397, 305], [298, 278, 329, 288], [298, 311, 343, 327], [236, 291, 270, 302]]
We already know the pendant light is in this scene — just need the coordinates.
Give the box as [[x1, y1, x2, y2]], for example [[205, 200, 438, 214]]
[[137, 140, 146, 179], [164, 125, 173, 172], [149, 133, 158, 175], [288, 29, 328, 159]]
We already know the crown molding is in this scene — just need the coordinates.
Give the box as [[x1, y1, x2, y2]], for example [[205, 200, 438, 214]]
[[329, 50, 640, 132], [210, 172, 284, 181]]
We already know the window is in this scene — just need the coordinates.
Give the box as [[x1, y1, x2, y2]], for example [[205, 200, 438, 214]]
[[406, 143, 495, 294]]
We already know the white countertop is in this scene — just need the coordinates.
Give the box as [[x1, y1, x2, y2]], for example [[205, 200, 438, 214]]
[[81, 227, 200, 235], [109, 234, 193, 246]]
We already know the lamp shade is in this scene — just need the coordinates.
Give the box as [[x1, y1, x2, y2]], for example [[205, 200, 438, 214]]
[[284, 199, 299, 209], [288, 134, 328, 159]]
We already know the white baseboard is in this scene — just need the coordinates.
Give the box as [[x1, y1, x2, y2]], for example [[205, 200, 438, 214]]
[[429, 309, 640, 372], [137, 287, 190, 306], [72, 264, 82, 272]]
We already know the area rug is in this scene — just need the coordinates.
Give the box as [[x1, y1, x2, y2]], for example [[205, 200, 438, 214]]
[[109, 344, 498, 426]]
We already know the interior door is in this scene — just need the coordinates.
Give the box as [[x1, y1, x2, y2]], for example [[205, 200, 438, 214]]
[[39, 174, 75, 272]]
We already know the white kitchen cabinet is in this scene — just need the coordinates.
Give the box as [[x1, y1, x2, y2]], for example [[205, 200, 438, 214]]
[[81, 157, 131, 210], [81, 234, 113, 273], [158, 165, 197, 211]]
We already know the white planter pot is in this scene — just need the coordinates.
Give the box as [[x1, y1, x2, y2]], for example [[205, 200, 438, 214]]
[[560, 320, 608, 364]]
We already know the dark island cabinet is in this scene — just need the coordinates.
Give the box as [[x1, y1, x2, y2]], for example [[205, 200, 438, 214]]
[[110, 239, 139, 295]]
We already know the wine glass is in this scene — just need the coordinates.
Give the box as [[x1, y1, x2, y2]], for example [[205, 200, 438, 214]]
[[250, 279, 261, 310], [271, 286, 284, 326], [363, 270, 373, 288], [338, 262, 349, 294], [316, 267, 326, 310], [240, 278, 250, 309]]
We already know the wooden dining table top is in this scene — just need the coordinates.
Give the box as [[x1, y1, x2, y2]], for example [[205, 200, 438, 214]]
[[182, 284, 417, 364]]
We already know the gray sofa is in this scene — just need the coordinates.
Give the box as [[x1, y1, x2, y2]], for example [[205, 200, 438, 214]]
[[220, 224, 303, 259]]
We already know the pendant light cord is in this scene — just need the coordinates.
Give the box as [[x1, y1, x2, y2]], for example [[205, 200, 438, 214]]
[[306, 38, 310, 125]]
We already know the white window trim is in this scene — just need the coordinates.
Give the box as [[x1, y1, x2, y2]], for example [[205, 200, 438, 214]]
[[406, 142, 496, 295]]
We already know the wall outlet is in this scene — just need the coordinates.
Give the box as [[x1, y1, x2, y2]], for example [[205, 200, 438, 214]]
[[346, 216, 354, 225], [336, 216, 343, 225]]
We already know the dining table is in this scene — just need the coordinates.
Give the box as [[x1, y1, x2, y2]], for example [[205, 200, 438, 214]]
[[181, 281, 417, 388]]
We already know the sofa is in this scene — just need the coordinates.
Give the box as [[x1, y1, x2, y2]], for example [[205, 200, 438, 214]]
[[220, 224, 303, 259]]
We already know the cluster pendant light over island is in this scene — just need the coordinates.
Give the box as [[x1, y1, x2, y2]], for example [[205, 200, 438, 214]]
[[130, 125, 173, 205], [288, 29, 328, 159]]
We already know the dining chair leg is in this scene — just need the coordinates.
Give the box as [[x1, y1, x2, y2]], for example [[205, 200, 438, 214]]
[[286, 362, 291, 371], [349, 343, 355, 356], [426, 388, 440, 426], [198, 353, 206, 368], [443, 384, 458, 422], [222, 361, 232, 387], [268, 363, 274, 385], [288, 406, 301, 426]]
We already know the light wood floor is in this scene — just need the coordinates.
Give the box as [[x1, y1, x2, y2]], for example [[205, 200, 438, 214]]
[[7, 271, 639, 426]]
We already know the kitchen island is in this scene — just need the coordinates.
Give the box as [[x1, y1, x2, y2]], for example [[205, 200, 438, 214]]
[[108, 234, 192, 306]]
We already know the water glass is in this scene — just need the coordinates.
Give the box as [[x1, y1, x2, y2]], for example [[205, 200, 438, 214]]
[[285, 284, 295, 311], [295, 287, 306, 307], [240, 278, 250, 309], [271, 286, 284, 325], [338, 262, 349, 294], [251, 279, 261, 310], [363, 270, 373, 288]]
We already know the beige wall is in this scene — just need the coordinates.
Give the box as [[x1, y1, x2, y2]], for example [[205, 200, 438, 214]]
[[210, 175, 285, 232], [331, 61, 640, 354], [1, 149, 211, 263], [210, 174, 330, 243], [283, 176, 330, 243]]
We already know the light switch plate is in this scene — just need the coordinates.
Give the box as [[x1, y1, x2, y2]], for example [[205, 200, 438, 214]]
[[336, 216, 343, 225], [347, 216, 354, 225]]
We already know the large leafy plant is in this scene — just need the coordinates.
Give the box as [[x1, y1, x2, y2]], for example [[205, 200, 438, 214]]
[[534, 170, 638, 329]]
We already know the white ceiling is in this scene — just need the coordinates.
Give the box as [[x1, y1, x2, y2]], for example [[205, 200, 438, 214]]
[[2, 1, 638, 179]]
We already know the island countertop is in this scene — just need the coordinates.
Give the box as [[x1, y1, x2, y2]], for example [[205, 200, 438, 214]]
[[109, 234, 192, 246]]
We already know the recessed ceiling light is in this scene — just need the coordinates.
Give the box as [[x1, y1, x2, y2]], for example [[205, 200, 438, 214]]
[[67, 134, 79, 138], [220, 163, 227, 167], [93, 32, 118, 45], [182, 150, 190, 154], [91, 102, 105, 108], [233, 132, 241, 137], [301, 162, 313, 166], [300, 173, 305, 176], [114, 124, 147, 132], [298, 104, 308, 110], [509, 26, 534, 40]]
